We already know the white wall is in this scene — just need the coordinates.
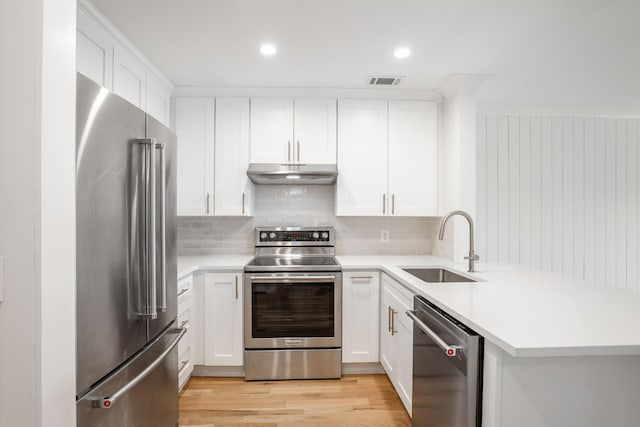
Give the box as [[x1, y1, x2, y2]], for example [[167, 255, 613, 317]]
[[477, 114, 640, 291], [0, 0, 76, 426]]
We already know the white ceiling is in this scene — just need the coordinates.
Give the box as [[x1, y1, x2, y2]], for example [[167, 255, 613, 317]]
[[89, 0, 640, 111]]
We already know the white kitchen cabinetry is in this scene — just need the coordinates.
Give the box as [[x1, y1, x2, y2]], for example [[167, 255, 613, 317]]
[[336, 100, 438, 216], [112, 45, 146, 110], [250, 98, 336, 164], [215, 98, 253, 216], [336, 100, 389, 215], [380, 274, 413, 415], [203, 272, 244, 366], [293, 98, 337, 164], [175, 97, 215, 216], [177, 275, 194, 390], [342, 272, 380, 363], [76, 2, 173, 127], [388, 101, 438, 216], [76, 8, 113, 90]]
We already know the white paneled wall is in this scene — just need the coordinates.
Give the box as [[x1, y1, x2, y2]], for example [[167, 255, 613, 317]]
[[477, 115, 639, 291]]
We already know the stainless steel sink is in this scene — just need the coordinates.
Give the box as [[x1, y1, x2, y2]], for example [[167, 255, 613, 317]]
[[402, 268, 478, 283]]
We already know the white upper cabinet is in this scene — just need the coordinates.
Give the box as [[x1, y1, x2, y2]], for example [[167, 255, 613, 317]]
[[336, 99, 438, 216], [175, 97, 215, 216], [250, 98, 294, 163], [76, 8, 113, 90], [388, 101, 438, 216], [76, 3, 173, 127], [215, 97, 253, 216], [250, 98, 337, 164], [293, 99, 337, 164], [336, 99, 389, 216], [113, 46, 146, 110]]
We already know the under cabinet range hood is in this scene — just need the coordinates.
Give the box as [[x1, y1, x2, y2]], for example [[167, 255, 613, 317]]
[[247, 163, 338, 185]]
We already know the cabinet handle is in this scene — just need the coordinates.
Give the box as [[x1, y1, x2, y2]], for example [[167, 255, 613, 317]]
[[179, 319, 189, 328], [392, 193, 395, 215], [391, 308, 397, 336], [242, 192, 245, 215], [297, 140, 300, 163], [235, 276, 238, 299], [350, 276, 373, 280], [388, 306, 392, 332], [177, 287, 189, 297], [288, 141, 291, 162], [382, 194, 386, 215], [206, 193, 210, 214], [179, 360, 188, 371]]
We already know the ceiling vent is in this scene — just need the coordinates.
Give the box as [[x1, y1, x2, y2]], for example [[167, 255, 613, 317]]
[[368, 76, 404, 86]]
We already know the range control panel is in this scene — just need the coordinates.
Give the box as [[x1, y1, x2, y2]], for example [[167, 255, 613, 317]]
[[256, 227, 334, 246]]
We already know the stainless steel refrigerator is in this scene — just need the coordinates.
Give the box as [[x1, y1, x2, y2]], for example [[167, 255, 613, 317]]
[[75, 73, 184, 426]]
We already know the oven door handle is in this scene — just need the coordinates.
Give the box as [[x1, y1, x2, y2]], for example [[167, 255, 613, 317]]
[[406, 310, 462, 357], [249, 275, 336, 283]]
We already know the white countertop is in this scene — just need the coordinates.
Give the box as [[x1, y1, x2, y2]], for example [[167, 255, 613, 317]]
[[178, 254, 640, 358]]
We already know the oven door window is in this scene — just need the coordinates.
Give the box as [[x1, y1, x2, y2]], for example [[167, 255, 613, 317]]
[[251, 282, 335, 338]]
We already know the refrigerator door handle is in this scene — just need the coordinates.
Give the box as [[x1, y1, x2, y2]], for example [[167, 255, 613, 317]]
[[82, 327, 186, 409], [135, 138, 158, 319], [157, 142, 167, 312]]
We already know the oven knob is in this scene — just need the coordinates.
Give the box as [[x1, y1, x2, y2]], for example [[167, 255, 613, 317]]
[[269, 232, 276, 239], [313, 232, 319, 239], [321, 232, 328, 239], [260, 232, 267, 240]]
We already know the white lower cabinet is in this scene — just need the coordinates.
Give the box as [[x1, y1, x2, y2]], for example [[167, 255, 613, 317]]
[[380, 274, 413, 415], [177, 275, 194, 390], [203, 272, 244, 366], [342, 272, 380, 363]]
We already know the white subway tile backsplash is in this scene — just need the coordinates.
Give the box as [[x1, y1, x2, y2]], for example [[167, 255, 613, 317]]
[[178, 185, 452, 257]]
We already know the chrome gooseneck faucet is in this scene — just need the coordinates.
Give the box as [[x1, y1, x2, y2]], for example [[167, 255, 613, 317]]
[[438, 210, 480, 273]]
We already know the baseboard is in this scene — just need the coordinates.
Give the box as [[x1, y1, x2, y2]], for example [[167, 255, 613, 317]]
[[193, 365, 245, 377], [341, 362, 385, 374], [192, 362, 385, 377]]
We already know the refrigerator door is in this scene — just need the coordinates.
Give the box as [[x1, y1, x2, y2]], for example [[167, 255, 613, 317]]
[[76, 74, 148, 395], [77, 324, 183, 427], [146, 114, 178, 341]]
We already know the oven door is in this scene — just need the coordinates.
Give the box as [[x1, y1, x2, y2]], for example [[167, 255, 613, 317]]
[[244, 272, 342, 349]]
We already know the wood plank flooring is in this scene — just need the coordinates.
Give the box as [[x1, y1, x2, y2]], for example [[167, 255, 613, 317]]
[[179, 374, 411, 426]]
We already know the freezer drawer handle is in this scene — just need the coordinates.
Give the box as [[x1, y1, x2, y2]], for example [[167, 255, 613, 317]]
[[406, 310, 461, 357], [83, 327, 187, 409]]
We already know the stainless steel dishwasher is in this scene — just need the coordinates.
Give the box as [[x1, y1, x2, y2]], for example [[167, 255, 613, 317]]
[[406, 295, 483, 427]]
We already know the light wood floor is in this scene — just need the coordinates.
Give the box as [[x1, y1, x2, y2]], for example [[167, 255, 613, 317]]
[[179, 374, 411, 426]]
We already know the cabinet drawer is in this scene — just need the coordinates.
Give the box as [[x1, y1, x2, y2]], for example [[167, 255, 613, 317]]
[[178, 275, 193, 302]]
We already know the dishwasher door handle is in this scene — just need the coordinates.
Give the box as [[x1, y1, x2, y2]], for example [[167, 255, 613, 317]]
[[406, 310, 461, 357]]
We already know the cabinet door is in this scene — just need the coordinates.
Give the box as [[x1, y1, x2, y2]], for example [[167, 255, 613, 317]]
[[336, 100, 388, 216], [113, 45, 146, 109], [342, 272, 380, 363], [379, 285, 396, 378], [388, 101, 438, 216], [294, 99, 337, 164], [146, 75, 172, 128], [395, 301, 413, 415], [203, 273, 243, 366], [215, 98, 253, 216], [250, 98, 294, 163], [175, 98, 215, 216], [76, 8, 113, 89]]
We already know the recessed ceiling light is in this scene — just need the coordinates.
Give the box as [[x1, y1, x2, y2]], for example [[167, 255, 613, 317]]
[[260, 43, 277, 56], [393, 47, 411, 59]]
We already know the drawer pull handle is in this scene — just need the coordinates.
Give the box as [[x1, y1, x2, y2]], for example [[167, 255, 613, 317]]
[[179, 360, 189, 371], [179, 320, 189, 328], [178, 287, 189, 297], [351, 276, 373, 280]]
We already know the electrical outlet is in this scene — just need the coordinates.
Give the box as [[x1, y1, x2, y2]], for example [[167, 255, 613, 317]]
[[381, 230, 390, 243]]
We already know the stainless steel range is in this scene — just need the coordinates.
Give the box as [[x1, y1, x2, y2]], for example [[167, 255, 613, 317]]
[[244, 227, 342, 381]]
